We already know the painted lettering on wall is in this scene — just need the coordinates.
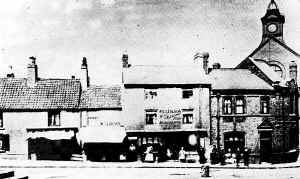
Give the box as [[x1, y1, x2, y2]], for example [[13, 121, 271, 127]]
[[158, 109, 181, 129]]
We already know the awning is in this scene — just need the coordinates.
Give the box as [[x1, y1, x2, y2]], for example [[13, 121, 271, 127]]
[[27, 130, 75, 140], [77, 126, 127, 144]]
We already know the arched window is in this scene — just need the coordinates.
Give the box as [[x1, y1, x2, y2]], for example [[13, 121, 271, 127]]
[[270, 64, 283, 77]]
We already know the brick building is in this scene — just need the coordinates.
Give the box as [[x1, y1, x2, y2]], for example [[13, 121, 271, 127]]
[[209, 0, 299, 163]]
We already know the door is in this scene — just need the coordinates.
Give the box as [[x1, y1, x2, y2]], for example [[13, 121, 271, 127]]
[[260, 131, 272, 162]]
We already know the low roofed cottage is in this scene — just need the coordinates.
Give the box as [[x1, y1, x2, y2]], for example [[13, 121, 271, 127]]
[[0, 57, 82, 160]]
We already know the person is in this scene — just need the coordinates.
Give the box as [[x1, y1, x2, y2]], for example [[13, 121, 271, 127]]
[[166, 148, 172, 160], [199, 146, 206, 164], [144, 146, 154, 162], [178, 147, 186, 162], [220, 148, 226, 165], [243, 148, 250, 167], [128, 144, 137, 162], [236, 148, 241, 167], [210, 145, 218, 164]]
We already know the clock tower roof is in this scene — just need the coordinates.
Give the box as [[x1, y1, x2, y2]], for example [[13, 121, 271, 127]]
[[260, 0, 285, 43]]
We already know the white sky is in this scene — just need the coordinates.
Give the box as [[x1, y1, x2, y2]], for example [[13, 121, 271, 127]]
[[0, 0, 300, 84]]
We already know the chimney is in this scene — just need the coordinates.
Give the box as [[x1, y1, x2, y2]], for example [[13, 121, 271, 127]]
[[6, 65, 14, 78], [289, 60, 297, 82], [80, 57, 90, 90], [212, 62, 221, 69], [193, 52, 209, 74], [122, 54, 131, 68], [27, 56, 38, 86]]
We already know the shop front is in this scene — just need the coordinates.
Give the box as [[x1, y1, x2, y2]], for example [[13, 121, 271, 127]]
[[126, 129, 207, 162], [77, 126, 127, 161], [27, 127, 80, 160]]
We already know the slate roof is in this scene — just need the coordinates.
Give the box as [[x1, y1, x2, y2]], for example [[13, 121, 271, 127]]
[[209, 69, 273, 90], [79, 85, 121, 109], [248, 36, 300, 59], [0, 78, 81, 110], [123, 65, 210, 85]]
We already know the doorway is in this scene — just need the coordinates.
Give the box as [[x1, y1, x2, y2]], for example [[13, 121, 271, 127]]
[[260, 131, 272, 162]]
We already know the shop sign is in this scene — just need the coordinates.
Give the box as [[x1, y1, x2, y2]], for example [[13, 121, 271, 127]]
[[158, 109, 181, 129], [87, 116, 121, 127]]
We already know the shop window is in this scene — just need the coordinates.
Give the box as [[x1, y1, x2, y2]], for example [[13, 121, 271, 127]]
[[223, 97, 232, 114], [48, 111, 61, 126], [235, 96, 245, 114], [145, 89, 158, 100], [223, 117, 233, 123], [224, 131, 245, 153], [260, 96, 270, 114], [0, 112, 3, 128], [182, 89, 193, 99], [145, 110, 157, 125]]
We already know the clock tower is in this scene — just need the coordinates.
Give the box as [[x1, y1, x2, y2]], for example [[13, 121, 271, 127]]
[[261, 0, 285, 43]]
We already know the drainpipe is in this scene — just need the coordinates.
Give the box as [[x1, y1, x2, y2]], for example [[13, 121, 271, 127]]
[[216, 93, 221, 152]]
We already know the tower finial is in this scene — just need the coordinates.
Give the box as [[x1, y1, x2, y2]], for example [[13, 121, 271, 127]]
[[268, 0, 278, 10]]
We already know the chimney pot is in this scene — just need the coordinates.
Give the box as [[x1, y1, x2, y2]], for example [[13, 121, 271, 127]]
[[212, 63, 221, 69], [27, 56, 38, 86], [122, 54, 130, 68]]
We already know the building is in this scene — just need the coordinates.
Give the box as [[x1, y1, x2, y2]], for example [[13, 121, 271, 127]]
[[0, 57, 82, 160], [209, 0, 299, 163], [121, 54, 211, 161], [77, 58, 126, 161]]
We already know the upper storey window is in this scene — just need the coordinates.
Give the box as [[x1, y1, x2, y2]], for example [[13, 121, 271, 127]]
[[182, 89, 193, 99], [270, 65, 283, 78], [145, 89, 157, 100]]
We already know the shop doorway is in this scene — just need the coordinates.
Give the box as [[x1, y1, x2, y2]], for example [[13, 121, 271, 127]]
[[260, 131, 272, 162], [224, 131, 245, 153]]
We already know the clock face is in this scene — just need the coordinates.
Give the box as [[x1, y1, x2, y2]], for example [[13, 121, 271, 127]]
[[267, 24, 277, 33]]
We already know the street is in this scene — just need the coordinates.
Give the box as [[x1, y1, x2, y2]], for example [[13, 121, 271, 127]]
[[9, 167, 300, 179]]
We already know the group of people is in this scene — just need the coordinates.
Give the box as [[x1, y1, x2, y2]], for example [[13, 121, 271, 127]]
[[128, 143, 251, 166]]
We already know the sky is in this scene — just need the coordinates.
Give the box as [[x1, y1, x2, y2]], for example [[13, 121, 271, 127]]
[[0, 0, 300, 84]]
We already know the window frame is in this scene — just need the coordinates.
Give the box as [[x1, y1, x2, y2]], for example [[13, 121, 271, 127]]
[[144, 89, 158, 100], [223, 96, 233, 114], [260, 96, 270, 114], [145, 109, 157, 125], [235, 96, 246, 114], [182, 109, 194, 124], [48, 111, 61, 127], [182, 89, 193, 99]]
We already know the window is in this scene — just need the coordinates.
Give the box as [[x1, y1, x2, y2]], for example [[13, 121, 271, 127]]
[[235, 96, 245, 114], [0, 112, 3, 128], [182, 89, 193, 99], [182, 109, 194, 124], [261, 96, 270, 114], [144, 89, 157, 100], [48, 111, 61, 126], [223, 97, 232, 114], [145, 110, 157, 125], [224, 131, 245, 153]]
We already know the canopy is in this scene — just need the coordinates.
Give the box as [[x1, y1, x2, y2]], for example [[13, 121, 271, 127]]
[[77, 126, 126, 144], [27, 130, 75, 140]]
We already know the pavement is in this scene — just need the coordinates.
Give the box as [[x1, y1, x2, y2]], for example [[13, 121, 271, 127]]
[[0, 159, 300, 169]]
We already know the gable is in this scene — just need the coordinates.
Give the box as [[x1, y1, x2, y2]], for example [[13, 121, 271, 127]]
[[239, 37, 300, 83]]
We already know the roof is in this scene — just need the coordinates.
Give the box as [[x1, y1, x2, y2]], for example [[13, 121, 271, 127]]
[[249, 36, 300, 58], [237, 58, 283, 84], [0, 78, 81, 110], [79, 85, 121, 109], [123, 65, 210, 85], [209, 69, 273, 90]]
